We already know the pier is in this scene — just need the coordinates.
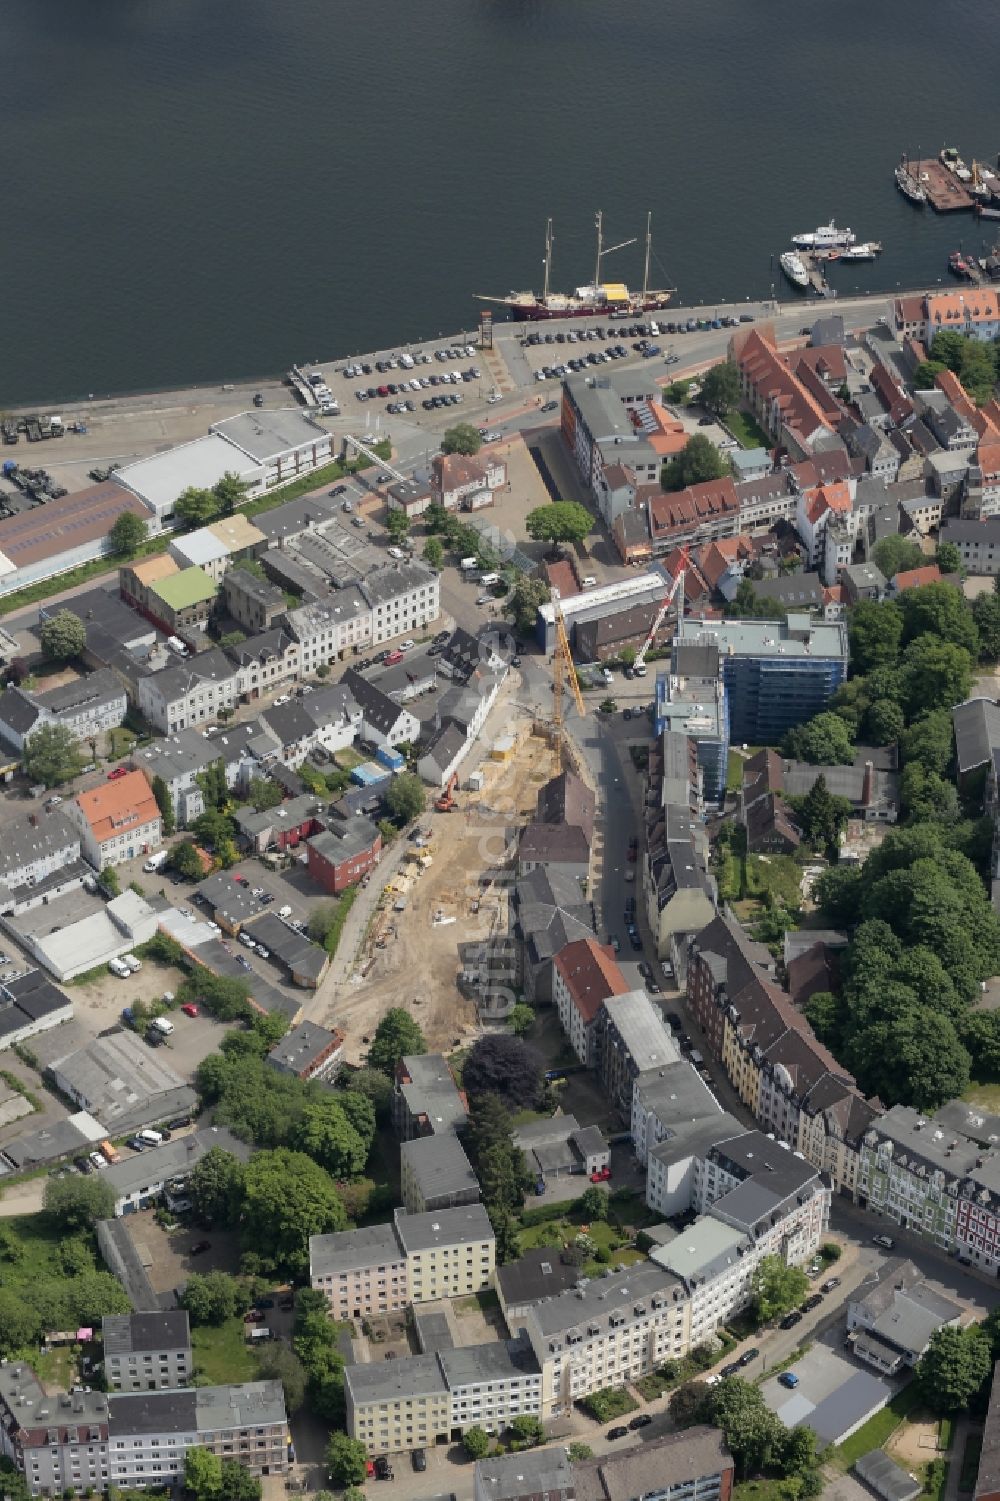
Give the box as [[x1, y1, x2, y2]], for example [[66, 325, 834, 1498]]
[[911, 158, 975, 213], [798, 253, 834, 297]]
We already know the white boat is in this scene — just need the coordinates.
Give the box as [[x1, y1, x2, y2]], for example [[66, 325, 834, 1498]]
[[780, 250, 810, 288], [840, 241, 882, 261], [791, 220, 856, 250]]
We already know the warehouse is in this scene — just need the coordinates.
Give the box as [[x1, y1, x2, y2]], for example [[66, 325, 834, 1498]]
[[115, 437, 261, 523], [0, 483, 154, 599], [210, 409, 334, 489]]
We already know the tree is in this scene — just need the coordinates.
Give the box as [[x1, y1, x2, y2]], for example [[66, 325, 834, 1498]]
[[930, 329, 968, 372], [43, 1174, 114, 1230], [750, 1256, 810, 1324], [423, 535, 444, 568], [917, 1325, 993, 1413], [509, 1003, 535, 1037], [247, 777, 283, 813], [241, 1149, 346, 1277], [258, 1345, 307, 1414], [366, 1008, 426, 1076], [794, 775, 852, 853], [307, 903, 340, 945], [669, 1380, 716, 1429], [900, 708, 955, 776], [180, 1271, 250, 1326], [440, 423, 482, 456], [700, 360, 741, 415], [384, 772, 426, 823], [23, 723, 83, 788], [462, 1033, 544, 1111], [185, 1446, 223, 1501], [898, 582, 979, 656], [901, 636, 973, 718], [511, 1414, 545, 1447], [872, 535, 925, 581], [292, 1097, 369, 1179], [524, 501, 594, 548], [803, 990, 846, 1052], [973, 592, 1000, 662], [109, 510, 148, 556], [936, 542, 963, 576], [712, 1378, 785, 1477], [784, 711, 854, 765], [505, 573, 550, 635], [579, 1185, 608, 1221], [661, 433, 730, 492], [175, 486, 220, 529], [166, 840, 203, 881], [39, 609, 86, 662], [847, 1007, 970, 1110], [341, 1066, 394, 1119], [187, 1148, 246, 1227], [914, 359, 948, 389], [213, 472, 250, 516], [220, 1461, 261, 1501], [848, 599, 904, 672], [463, 1426, 490, 1460], [325, 1434, 368, 1489], [567, 1443, 594, 1462], [960, 341, 998, 405], [385, 509, 410, 541], [150, 774, 176, 836], [865, 699, 905, 746]]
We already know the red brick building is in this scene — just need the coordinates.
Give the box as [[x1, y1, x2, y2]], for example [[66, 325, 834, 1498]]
[[306, 816, 382, 895]]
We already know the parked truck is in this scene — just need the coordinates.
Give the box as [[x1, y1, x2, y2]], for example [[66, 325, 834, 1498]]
[[143, 850, 169, 873]]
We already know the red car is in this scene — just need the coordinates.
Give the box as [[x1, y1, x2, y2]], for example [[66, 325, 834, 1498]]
[[107, 767, 128, 780], [590, 1167, 612, 1183], [181, 1003, 199, 1018], [244, 1308, 265, 1323]]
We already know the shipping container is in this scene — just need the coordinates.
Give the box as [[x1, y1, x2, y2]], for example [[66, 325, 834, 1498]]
[[350, 761, 391, 787], [375, 746, 405, 772]]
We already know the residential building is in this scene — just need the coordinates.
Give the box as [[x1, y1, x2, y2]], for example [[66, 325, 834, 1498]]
[[473, 1448, 575, 1501], [645, 1112, 745, 1220], [137, 649, 240, 734], [393, 1053, 467, 1139], [597, 991, 681, 1115], [0, 1364, 111, 1496], [953, 697, 1000, 790], [95, 1127, 249, 1216], [521, 1259, 690, 1419], [341, 669, 420, 749], [285, 593, 372, 669], [103, 1311, 192, 1392], [941, 518, 1000, 575], [309, 1221, 407, 1320], [65, 769, 161, 869], [644, 796, 715, 968], [229, 630, 301, 700], [0, 809, 82, 914], [917, 288, 1000, 345], [128, 722, 271, 829], [560, 372, 661, 505], [399, 1132, 480, 1214], [846, 1259, 963, 1375], [169, 515, 265, 583], [266, 1020, 344, 1081], [495, 1250, 582, 1327], [147, 567, 217, 634], [858, 1106, 982, 1252], [306, 817, 382, 894], [573, 1429, 735, 1501], [234, 792, 326, 856], [364, 560, 440, 644], [631, 1058, 728, 1168], [0, 671, 127, 754], [431, 452, 508, 510], [647, 479, 741, 556], [654, 645, 728, 804], [119, 555, 182, 619], [686, 912, 776, 1065], [732, 328, 837, 457], [222, 568, 287, 635], [514, 1115, 609, 1186], [552, 938, 630, 1067], [741, 745, 899, 828], [976, 1362, 1000, 1501], [509, 867, 595, 1005]]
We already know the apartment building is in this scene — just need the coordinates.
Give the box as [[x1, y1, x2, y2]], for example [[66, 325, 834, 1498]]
[[597, 990, 681, 1114], [521, 1260, 690, 1420], [365, 561, 440, 644], [552, 937, 630, 1067], [437, 1340, 543, 1437], [845, 1259, 962, 1376], [573, 1428, 735, 1501], [474, 1449, 575, 1501], [733, 328, 837, 458], [103, 1311, 192, 1392], [137, 649, 241, 734], [399, 1133, 481, 1214], [309, 1221, 408, 1321], [346, 1356, 450, 1454], [645, 1112, 745, 1220], [631, 1058, 727, 1168], [285, 592, 371, 667], [393, 1053, 467, 1139], [0, 1365, 110, 1497], [395, 1204, 495, 1305], [797, 1074, 877, 1201], [560, 372, 661, 504], [0, 671, 128, 754], [65, 769, 162, 870], [0, 809, 82, 914]]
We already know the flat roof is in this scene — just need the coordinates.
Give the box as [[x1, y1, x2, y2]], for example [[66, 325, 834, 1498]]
[[310, 1222, 402, 1278], [103, 1310, 190, 1356], [116, 435, 259, 513], [151, 567, 217, 611], [211, 408, 328, 463], [170, 530, 229, 567], [346, 1352, 447, 1405], [652, 1215, 749, 1283], [400, 1133, 479, 1202], [393, 1203, 493, 1255], [538, 570, 668, 627], [678, 613, 849, 661], [0, 482, 152, 572]]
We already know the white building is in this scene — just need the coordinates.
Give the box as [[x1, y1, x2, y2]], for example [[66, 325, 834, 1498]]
[[286, 592, 372, 668], [116, 436, 262, 525], [552, 937, 629, 1068], [365, 562, 440, 645], [210, 409, 334, 492], [137, 650, 241, 734], [65, 770, 162, 870]]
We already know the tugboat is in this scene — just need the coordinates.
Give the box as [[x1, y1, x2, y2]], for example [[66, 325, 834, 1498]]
[[790, 220, 856, 250], [895, 154, 926, 205], [476, 212, 674, 321], [840, 241, 883, 261], [949, 250, 973, 279], [779, 250, 810, 289]]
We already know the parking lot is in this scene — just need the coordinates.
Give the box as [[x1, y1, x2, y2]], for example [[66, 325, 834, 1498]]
[[760, 1331, 896, 1446]]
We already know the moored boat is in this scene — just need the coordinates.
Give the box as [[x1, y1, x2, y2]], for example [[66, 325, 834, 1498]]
[[840, 241, 883, 260], [896, 155, 926, 205], [790, 220, 856, 250], [780, 250, 810, 289]]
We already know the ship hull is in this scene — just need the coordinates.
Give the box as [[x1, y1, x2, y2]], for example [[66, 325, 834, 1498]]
[[500, 291, 674, 321]]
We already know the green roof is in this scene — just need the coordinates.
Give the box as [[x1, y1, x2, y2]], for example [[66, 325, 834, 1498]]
[[151, 567, 218, 611]]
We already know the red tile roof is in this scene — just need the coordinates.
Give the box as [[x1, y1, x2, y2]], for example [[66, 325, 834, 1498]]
[[544, 560, 580, 599], [648, 477, 739, 540], [735, 329, 836, 446], [893, 564, 941, 592], [75, 770, 160, 846], [553, 938, 629, 1025]]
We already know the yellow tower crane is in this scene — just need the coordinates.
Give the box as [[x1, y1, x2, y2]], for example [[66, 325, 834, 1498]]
[[550, 589, 585, 769]]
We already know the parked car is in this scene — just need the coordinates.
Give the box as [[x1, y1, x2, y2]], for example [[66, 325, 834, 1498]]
[[778, 1372, 800, 1390], [779, 1310, 802, 1330], [720, 1362, 742, 1378], [739, 1347, 760, 1367], [821, 1277, 841, 1294], [629, 1414, 652, 1430], [872, 1234, 895, 1250], [412, 1450, 427, 1473], [181, 1003, 199, 1018], [107, 766, 128, 781], [590, 1166, 611, 1183], [607, 1427, 629, 1441], [800, 1293, 823, 1313], [190, 1241, 211, 1256]]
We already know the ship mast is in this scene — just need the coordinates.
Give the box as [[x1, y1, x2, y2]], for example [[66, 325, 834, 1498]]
[[594, 210, 603, 289], [543, 218, 553, 302], [643, 211, 652, 299]]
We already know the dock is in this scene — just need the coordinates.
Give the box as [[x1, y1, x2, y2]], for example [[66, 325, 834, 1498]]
[[911, 158, 975, 213], [798, 253, 834, 297]]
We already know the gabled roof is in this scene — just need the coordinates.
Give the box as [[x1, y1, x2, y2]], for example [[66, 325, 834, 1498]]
[[74, 770, 160, 844], [553, 938, 629, 1024], [342, 668, 410, 735], [953, 696, 1000, 775]]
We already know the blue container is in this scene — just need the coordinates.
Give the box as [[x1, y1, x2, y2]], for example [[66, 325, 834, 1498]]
[[351, 761, 391, 787], [376, 746, 404, 772]]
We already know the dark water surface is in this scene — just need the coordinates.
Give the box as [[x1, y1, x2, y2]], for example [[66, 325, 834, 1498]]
[[3, 0, 999, 403]]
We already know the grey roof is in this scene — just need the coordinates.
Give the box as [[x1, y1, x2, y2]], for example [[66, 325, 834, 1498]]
[[602, 990, 680, 1072], [495, 1248, 582, 1311], [933, 1099, 1000, 1148], [101, 1126, 251, 1200], [977, 1362, 1000, 1501], [308, 816, 381, 869], [96, 1218, 160, 1312], [0, 808, 79, 883], [953, 697, 1000, 775], [345, 1352, 447, 1406], [224, 628, 294, 667], [397, 1053, 466, 1135], [574, 1124, 608, 1156], [103, 1310, 190, 1356], [437, 1336, 540, 1388], [411, 1303, 455, 1353], [421, 722, 469, 776], [750, 573, 825, 608], [213, 408, 328, 463], [47, 1029, 198, 1133], [361, 558, 437, 606], [853, 1258, 962, 1357], [342, 668, 410, 735], [195, 1379, 286, 1432], [392, 1202, 493, 1255], [853, 1451, 921, 1501], [575, 1429, 733, 1501], [254, 491, 340, 544], [107, 1389, 197, 1436], [678, 613, 849, 663], [871, 1104, 983, 1180], [131, 725, 262, 784], [652, 1214, 751, 1284], [941, 518, 1000, 545], [310, 1221, 402, 1278], [268, 1019, 341, 1074], [261, 697, 322, 747], [246, 912, 328, 984], [61, 585, 158, 648], [473, 1447, 574, 1501], [400, 1133, 479, 1203], [198, 870, 270, 924], [709, 1129, 820, 1197], [0, 686, 41, 740], [673, 638, 720, 679], [511, 866, 595, 965], [38, 668, 125, 717], [650, 1113, 744, 1173], [145, 648, 238, 703], [526, 1259, 685, 1345], [519, 820, 590, 866]]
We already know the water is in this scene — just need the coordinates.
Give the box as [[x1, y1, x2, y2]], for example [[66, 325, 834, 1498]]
[[3, 0, 1000, 405]]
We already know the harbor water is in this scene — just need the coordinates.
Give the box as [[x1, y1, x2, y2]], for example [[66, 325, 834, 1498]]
[[3, 0, 1000, 405]]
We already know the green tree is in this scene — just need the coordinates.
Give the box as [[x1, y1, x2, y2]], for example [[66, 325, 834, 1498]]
[[872, 535, 925, 581], [185, 1446, 223, 1500], [936, 542, 963, 576], [39, 608, 87, 661], [524, 501, 594, 548], [180, 1271, 250, 1326], [750, 1256, 810, 1324], [109, 510, 149, 556], [247, 777, 283, 813], [292, 1097, 369, 1179], [960, 341, 998, 405], [43, 1174, 114, 1230], [325, 1434, 368, 1489], [509, 1003, 535, 1037], [914, 359, 948, 389], [917, 1325, 993, 1413], [366, 1008, 426, 1076], [567, 1443, 594, 1462], [961, 1011, 1000, 1079], [930, 329, 968, 372], [794, 774, 852, 852], [463, 1033, 544, 1111], [865, 699, 905, 745], [579, 1185, 608, 1221], [901, 636, 973, 718], [219, 1460, 261, 1501], [511, 1414, 545, 1447], [307, 902, 340, 945], [258, 1344, 307, 1414], [440, 423, 482, 456], [900, 708, 955, 776], [898, 582, 979, 655], [699, 359, 741, 415], [150, 774, 176, 836], [241, 1149, 346, 1277], [385, 509, 410, 541], [847, 1007, 971, 1110], [463, 1426, 490, 1460], [175, 486, 220, 530], [848, 599, 904, 672], [784, 711, 854, 765], [187, 1148, 246, 1228], [384, 771, 426, 823], [423, 535, 444, 569], [661, 433, 730, 492], [669, 1380, 716, 1429], [712, 1378, 785, 1477], [213, 472, 250, 517], [340, 1066, 394, 1119], [100, 864, 121, 896], [168, 840, 205, 880], [23, 723, 83, 788], [803, 990, 846, 1052], [505, 574, 550, 635], [973, 592, 1000, 662]]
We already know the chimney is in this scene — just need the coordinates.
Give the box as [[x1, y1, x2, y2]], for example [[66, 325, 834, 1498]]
[[862, 760, 874, 808]]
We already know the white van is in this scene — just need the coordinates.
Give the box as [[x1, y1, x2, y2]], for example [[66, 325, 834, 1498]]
[[152, 1017, 174, 1037], [139, 1129, 163, 1146], [122, 954, 142, 973], [460, 557, 478, 572], [143, 851, 169, 873], [479, 573, 499, 587], [108, 958, 130, 979]]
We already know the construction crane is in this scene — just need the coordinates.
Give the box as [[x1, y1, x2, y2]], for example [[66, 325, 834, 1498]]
[[632, 548, 689, 674], [550, 589, 586, 769]]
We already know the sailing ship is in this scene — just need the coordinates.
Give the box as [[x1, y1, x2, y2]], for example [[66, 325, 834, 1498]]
[[477, 212, 675, 321], [895, 154, 927, 205]]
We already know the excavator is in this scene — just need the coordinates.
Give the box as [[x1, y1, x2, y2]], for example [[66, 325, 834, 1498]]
[[435, 772, 458, 812]]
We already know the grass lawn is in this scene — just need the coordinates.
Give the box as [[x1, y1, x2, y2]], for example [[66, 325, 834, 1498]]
[[726, 409, 771, 450], [744, 853, 805, 909], [33, 1347, 76, 1390], [963, 1080, 1000, 1112], [517, 1202, 648, 1271], [833, 1382, 922, 1469], [191, 1317, 261, 1384], [0, 1214, 65, 1288], [733, 1481, 799, 1501]]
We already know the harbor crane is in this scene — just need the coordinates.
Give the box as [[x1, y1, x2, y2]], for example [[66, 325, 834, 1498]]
[[632, 548, 689, 674], [549, 588, 586, 770]]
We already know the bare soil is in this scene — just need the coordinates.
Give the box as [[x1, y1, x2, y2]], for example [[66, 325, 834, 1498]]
[[888, 1417, 943, 1464]]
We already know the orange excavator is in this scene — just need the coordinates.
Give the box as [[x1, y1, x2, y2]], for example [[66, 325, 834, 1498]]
[[435, 773, 458, 812]]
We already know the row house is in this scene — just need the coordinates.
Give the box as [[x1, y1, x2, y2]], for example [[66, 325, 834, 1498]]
[[66, 769, 161, 870], [229, 630, 300, 699], [687, 912, 776, 1063], [647, 477, 741, 555], [797, 1073, 878, 1202], [552, 937, 629, 1067], [137, 649, 240, 734], [732, 328, 838, 458]]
